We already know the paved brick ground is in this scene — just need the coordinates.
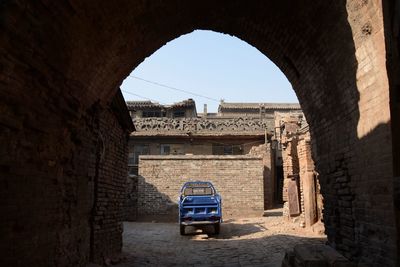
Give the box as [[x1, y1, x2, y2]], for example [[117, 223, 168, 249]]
[[115, 208, 326, 267]]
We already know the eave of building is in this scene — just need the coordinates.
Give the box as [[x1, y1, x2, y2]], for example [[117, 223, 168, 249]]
[[126, 99, 196, 110], [126, 101, 162, 109]]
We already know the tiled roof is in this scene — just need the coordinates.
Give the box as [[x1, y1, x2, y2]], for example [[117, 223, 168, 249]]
[[126, 99, 195, 110], [126, 101, 162, 109], [219, 102, 301, 111], [170, 99, 196, 108]]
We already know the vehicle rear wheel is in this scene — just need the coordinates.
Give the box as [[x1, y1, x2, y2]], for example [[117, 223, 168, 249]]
[[180, 225, 185, 235], [214, 223, 220, 235]]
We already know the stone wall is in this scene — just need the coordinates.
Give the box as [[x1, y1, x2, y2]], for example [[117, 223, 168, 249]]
[[136, 155, 264, 220]]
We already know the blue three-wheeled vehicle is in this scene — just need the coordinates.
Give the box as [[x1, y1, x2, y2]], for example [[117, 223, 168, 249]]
[[178, 181, 222, 235]]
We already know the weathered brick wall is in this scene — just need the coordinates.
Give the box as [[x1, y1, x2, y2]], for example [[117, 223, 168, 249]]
[[282, 138, 299, 203], [281, 132, 324, 230], [0, 98, 129, 266], [297, 138, 311, 218], [297, 136, 323, 229], [382, 1, 400, 260], [307, 2, 397, 264], [91, 107, 130, 264], [137, 155, 264, 220], [248, 144, 274, 209]]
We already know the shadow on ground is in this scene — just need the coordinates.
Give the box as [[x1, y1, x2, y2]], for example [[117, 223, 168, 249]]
[[115, 218, 326, 267], [184, 221, 268, 239]]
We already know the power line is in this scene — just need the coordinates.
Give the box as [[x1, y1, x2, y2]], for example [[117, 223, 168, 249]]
[[129, 75, 221, 102], [121, 90, 165, 104]]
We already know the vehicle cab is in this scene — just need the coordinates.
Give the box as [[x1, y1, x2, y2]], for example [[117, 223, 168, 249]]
[[178, 181, 222, 235]]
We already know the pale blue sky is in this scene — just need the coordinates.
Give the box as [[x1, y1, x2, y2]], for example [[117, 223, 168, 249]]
[[121, 30, 298, 112]]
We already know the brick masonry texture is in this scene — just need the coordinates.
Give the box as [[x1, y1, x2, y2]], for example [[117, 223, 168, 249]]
[[91, 105, 130, 264], [0, 1, 399, 266], [248, 144, 274, 209], [0, 98, 130, 266], [280, 127, 324, 230], [137, 155, 264, 219]]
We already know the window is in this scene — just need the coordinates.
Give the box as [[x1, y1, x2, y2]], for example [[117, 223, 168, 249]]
[[184, 187, 213, 196], [142, 111, 161, 117], [232, 145, 242, 155], [212, 144, 243, 155], [173, 110, 185, 118], [130, 144, 150, 165], [160, 144, 171, 155], [160, 144, 184, 155], [128, 152, 135, 165], [128, 166, 139, 176], [224, 146, 233, 155]]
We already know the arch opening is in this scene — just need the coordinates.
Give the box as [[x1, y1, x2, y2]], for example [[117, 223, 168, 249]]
[[121, 30, 324, 252]]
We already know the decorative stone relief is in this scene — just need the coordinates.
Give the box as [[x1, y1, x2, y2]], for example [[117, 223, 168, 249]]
[[132, 117, 270, 134]]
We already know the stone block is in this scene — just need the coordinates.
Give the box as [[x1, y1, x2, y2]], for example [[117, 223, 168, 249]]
[[283, 244, 355, 267]]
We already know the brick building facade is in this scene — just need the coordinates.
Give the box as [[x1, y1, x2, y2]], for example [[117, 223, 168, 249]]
[[125, 100, 302, 220], [126, 100, 301, 174]]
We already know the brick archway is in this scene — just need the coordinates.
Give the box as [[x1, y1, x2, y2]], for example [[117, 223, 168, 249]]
[[0, 1, 398, 266]]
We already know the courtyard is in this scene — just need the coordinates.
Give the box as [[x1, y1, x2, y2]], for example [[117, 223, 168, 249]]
[[116, 208, 325, 267]]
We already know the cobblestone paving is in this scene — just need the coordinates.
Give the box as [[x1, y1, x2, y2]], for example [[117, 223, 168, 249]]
[[116, 210, 326, 267]]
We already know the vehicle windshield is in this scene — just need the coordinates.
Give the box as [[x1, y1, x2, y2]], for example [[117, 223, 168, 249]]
[[182, 182, 215, 196]]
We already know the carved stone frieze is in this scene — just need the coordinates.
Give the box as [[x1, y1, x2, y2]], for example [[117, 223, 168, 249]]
[[132, 117, 271, 135]]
